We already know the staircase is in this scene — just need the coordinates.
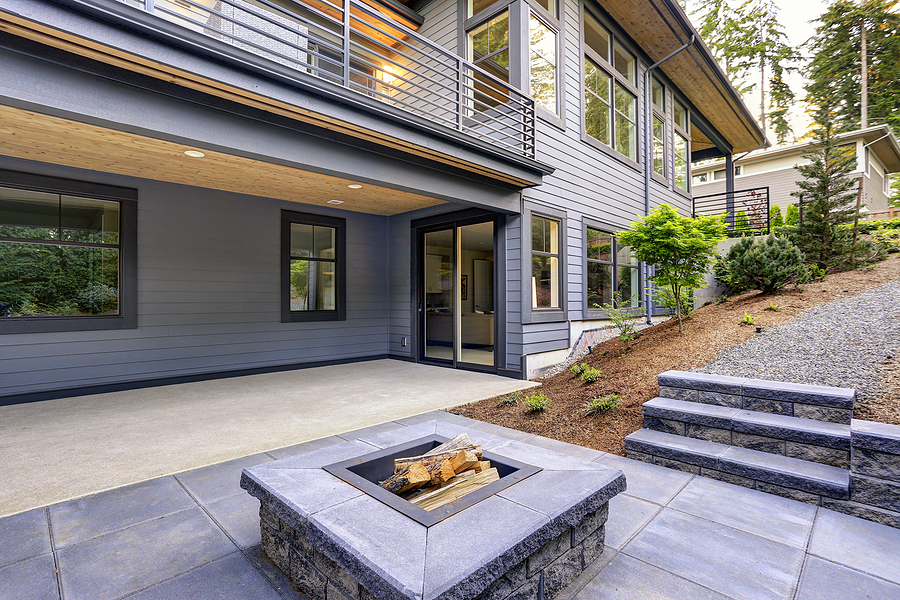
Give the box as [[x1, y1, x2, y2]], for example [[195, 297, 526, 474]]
[[624, 371, 900, 529]]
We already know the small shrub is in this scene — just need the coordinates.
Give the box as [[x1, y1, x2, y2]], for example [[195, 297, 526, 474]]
[[76, 283, 118, 314], [580, 367, 602, 383], [584, 394, 620, 414], [799, 264, 827, 283], [598, 292, 641, 341], [770, 205, 784, 228], [855, 217, 900, 234], [525, 392, 551, 412], [570, 362, 589, 376], [739, 311, 760, 326], [652, 286, 694, 318], [496, 390, 521, 407], [872, 227, 900, 252], [784, 204, 800, 226], [764, 301, 781, 312], [715, 235, 808, 294]]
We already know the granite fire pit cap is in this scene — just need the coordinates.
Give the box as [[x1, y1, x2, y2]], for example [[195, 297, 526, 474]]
[[240, 419, 626, 600]]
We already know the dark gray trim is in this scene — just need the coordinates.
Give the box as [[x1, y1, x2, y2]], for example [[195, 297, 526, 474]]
[[0, 354, 394, 406], [0, 169, 137, 334], [522, 201, 567, 324], [280, 210, 347, 323]]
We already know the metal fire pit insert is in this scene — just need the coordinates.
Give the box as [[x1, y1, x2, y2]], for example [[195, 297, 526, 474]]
[[240, 417, 627, 600], [323, 434, 542, 526]]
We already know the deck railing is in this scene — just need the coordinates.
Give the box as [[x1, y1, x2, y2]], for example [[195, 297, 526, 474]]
[[114, 0, 536, 159], [693, 187, 770, 236]]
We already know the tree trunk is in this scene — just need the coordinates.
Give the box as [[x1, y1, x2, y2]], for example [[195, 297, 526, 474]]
[[674, 286, 683, 333], [861, 10, 868, 128]]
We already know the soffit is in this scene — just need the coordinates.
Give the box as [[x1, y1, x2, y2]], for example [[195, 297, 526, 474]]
[[0, 105, 448, 216], [860, 127, 900, 173], [600, 0, 767, 154]]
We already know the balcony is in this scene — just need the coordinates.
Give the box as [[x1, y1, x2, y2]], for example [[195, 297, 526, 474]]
[[693, 187, 770, 236], [111, 0, 536, 160]]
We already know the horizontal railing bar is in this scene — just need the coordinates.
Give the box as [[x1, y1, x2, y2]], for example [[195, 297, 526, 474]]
[[212, 0, 343, 36]]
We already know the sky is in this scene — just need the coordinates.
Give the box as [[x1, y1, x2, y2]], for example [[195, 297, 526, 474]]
[[683, 0, 829, 148]]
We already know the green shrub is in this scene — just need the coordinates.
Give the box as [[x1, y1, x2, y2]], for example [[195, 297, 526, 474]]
[[784, 204, 800, 226], [598, 291, 641, 341], [652, 286, 694, 318], [496, 390, 521, 407], [734, 210, 751, 232], [799, 264, 827, 283], [872, 227, 900, 252], [764, 300, 781, 312], [570, 362, 589, 376], [770, 205, 784, 228], [580, 367, 603, 383], [855, 217, 900, 234], [715, 235, 808, 294], [76, 283, 118, 314], [525, 392, 551, 412], [584, 394, 620, 414], [739, 311, 760, 326]]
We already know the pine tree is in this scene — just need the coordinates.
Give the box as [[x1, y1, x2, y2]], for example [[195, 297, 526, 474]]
[[790, 108, 859, 269], [805, 0, 900, 136]]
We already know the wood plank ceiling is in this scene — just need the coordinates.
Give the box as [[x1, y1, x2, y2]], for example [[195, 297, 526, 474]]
[[0, 105, 448, 216]]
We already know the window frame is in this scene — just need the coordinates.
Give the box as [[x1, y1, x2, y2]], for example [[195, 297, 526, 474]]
[[281, 210, 347, 323], [583, 220, 641, 319], [580, 2, 641, 167], [672, 96, 691, 195], [522, 202, 567, 324], [650, 76, 667, 184], [0, 169, 137, 335]]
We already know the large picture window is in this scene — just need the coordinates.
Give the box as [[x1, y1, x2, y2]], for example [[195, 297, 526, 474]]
[[582, 8, 637, 161], [586, 225, 639, 314], [281, 210, 346, 322], [531, 215, 559, 309], [0, 171, 136, 334]]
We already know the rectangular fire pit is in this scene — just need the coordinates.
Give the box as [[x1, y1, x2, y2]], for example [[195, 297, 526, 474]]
[[240, 417, 626, 600]]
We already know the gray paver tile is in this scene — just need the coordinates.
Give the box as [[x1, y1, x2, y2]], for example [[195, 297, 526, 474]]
[[0, 508, 51, 569], [0, 553, 59, 600], [175, 453, 272, 505], [462, 419, 538, 443], [604, 494, 660, 550], [241, 467, 363, 526], [434, 422, 514, 450], [205, 492, 261, 549], [392, 411, 448, 426], [356, 420, 437, 448], [335, 421, 407, 441], [126, 552, 283, 600], [49, 477, 195, 548], [56, 507, 235, 600], [266, 435, 347, 460], [517, 434, 605, 461], [497, 468, 624, 524], [592, 454, 693, 505], [808, 507, 900, 583], [243, 544, 306, 600], [623, 508, 804, 600], [573, 553, 731, 600], [264, 440, 378, 470], [795, 555, 900, 600], [667, 476, 816, 549], [489, 440, 604, 471]]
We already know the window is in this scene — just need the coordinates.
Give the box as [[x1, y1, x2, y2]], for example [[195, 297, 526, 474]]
[[651, 77, 665, 178], [586, 226, 639, 313], [692, 173, 708, 185], [281, 210, 346, 322], [673, 98, 690, 191], [468, 9, 510, 109], [0, 171, 136, 334], [529, 13, 557, 113], [531, 215, 559, 309], [713, 169, 726, 180], [582, 8, 637, 161], [734, 166, 742, 176]]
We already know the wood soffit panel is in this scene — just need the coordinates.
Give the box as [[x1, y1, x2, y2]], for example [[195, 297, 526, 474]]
[[0, 11, 535, 189], [0, 105, 448, 216], [601, 0, 766, 154]]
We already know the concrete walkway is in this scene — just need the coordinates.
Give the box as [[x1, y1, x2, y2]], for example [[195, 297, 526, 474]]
[[0, 360, 537, 517], [2, 411, 898, 600]]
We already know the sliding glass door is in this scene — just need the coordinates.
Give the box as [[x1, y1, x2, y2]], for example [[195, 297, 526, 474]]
[[421, 219, 495, 368]]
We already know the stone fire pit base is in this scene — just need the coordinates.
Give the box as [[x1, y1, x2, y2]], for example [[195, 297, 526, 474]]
[[241, 415, 626, 600]]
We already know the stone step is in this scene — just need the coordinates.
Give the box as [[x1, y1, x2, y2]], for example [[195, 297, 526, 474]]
[[642, 397, 851, 468], [656, 371, 854, 424], [624, 429, 850, 501]]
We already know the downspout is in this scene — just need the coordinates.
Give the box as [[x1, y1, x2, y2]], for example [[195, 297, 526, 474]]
[[642, 35, 694, 325]]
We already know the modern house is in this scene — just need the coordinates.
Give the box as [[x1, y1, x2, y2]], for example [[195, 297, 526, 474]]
[[0, 0, 764, 398], [692, 125, 900, 220]]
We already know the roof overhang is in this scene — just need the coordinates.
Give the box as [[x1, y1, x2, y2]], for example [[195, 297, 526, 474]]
[[858, 125, 900, 173], [600, 0, 768, 154]]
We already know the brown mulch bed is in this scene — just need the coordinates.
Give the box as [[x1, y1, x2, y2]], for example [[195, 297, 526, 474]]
[[452, 254, 900, 456]]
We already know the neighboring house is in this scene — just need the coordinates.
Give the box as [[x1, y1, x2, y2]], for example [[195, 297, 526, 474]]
[[692, 125, 900, 220], [0, 0, 763, 396]]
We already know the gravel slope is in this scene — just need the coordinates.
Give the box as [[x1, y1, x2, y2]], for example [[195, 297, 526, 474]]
[[695, 279, 900, 402]]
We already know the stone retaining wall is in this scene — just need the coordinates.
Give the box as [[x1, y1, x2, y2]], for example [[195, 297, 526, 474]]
[[843, 420, 900, 528]]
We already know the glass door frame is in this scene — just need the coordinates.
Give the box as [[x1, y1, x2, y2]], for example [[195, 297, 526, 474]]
[[416, 213, 499, 373]]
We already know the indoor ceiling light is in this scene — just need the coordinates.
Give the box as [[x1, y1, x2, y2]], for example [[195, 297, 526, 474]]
[[347, 184, 363, 189], [183, 150, 205, 158], [327, 200, 344, 204]]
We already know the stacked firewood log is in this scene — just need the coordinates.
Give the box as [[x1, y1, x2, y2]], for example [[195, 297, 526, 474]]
[[378, 433, 499, 511]]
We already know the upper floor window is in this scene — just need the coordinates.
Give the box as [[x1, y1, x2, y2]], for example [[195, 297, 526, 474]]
[[529, 13, 557, 113], [582, 8, 637, 162], [281, 210, 346, 322], [673, 99, 690, 191], [651, 78, 665, 178], [0, 171, 137, 334]]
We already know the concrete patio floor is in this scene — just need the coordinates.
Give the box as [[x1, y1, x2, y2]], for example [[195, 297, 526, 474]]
[[0, 359, 538, 517], [2, 411, 898, 600]]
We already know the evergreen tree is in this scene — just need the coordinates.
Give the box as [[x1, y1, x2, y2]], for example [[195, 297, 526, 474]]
[[790, 108, 859, 269], [805, 0, 900, 136]]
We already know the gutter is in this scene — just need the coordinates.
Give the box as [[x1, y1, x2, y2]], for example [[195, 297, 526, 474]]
[[642, 34, 694, 325]]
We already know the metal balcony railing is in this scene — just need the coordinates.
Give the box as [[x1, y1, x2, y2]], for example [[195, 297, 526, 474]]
[[693, 187, 770, 236], [114, 0, 536, 159]]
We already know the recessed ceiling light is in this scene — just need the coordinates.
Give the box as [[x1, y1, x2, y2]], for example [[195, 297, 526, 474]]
[[327, 200, 344, 205], [347, 184, 363, 189], [184, 150, 205, 158]]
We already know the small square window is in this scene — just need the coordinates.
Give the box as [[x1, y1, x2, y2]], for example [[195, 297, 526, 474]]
[[282, 210, 346, 322], [673, 99, 687, 131], [651, 78, 664, 109], [613, 42, 635, 84]]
